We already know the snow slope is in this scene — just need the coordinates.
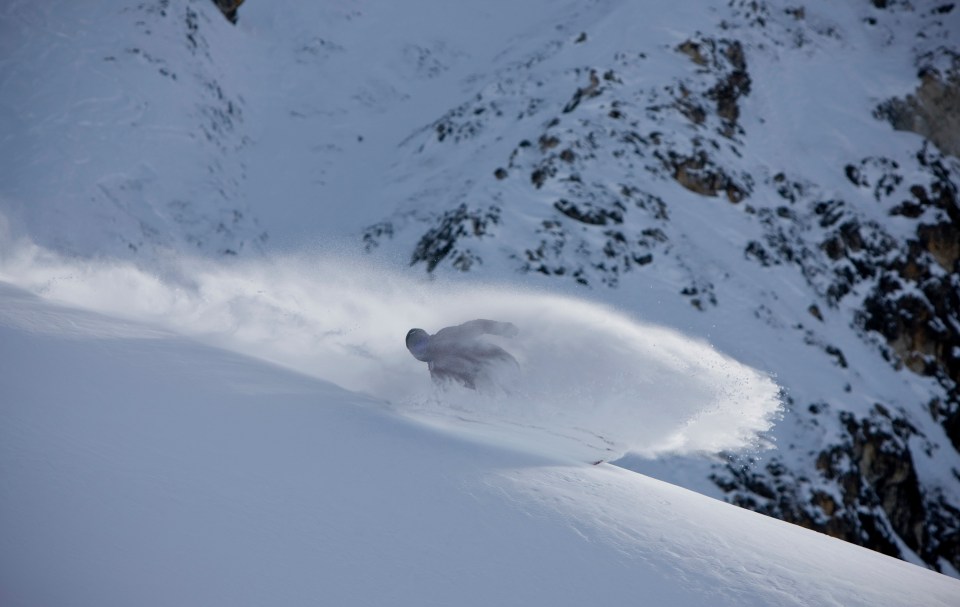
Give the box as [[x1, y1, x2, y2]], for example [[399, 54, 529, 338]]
[[0, 231, 780, 464], [3, 282, 959, 607], [3, 0, 960, 585], [0, 0, 265, 257], [253, 0, 960, 573]]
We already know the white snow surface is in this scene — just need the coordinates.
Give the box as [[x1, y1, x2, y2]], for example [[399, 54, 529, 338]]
[[2, 282, 958, 607], [3, 0, 960, 602]]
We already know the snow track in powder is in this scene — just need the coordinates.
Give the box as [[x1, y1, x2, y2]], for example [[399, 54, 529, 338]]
[[0, 232, 781, 462]]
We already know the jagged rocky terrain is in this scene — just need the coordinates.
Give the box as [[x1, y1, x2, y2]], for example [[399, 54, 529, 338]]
[[362, 0, 960, 574], [2, 0, 959, 577]]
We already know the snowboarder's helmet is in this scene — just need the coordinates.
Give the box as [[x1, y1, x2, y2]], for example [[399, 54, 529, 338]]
[[406, 328, 428, 350]]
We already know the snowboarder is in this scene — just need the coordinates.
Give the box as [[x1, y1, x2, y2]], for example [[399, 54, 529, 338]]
[[406, 319, 519, 389]]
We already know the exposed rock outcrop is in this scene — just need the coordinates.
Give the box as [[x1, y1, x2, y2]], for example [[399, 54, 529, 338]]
[[718, 403, 960, 573], [409, 204, 500, 272], [211, 0, 244, 24], [876, 70, 960, 157]]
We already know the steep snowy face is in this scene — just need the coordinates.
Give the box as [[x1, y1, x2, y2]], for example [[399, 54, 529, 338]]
[[0, 0, 266, 257], [357, 0, 960, 574]]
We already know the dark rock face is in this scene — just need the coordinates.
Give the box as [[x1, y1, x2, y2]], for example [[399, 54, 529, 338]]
[[850, 147, 960, 450], [870, 0, 960, 159], [666, 148, 749, 202], [690, 38, 751, 138], [409, 204, 500, 272], [876, 70, 960, 158], [833, 410, 927, 558], [211, 0, 244, 24], [719, 403, 960, 572]]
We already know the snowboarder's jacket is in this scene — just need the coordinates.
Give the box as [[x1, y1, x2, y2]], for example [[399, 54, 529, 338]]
[[406, 319, 518, 389]]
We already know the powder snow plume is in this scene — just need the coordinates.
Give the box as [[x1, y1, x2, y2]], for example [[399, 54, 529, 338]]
[[0, 230, 781, 462]]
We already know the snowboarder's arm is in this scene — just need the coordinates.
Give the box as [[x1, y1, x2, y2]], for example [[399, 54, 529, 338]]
[[435, 319, 518, 341]]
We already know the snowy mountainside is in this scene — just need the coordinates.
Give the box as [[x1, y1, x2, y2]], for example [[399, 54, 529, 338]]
[[2, 0, 960, 580], [0, 0, 265, 257], [3, 282, 960, 606], [357, 0, 960, 573]]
